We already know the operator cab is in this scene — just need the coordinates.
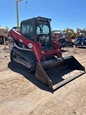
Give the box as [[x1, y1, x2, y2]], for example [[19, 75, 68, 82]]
[[20, 16, 52, 50]]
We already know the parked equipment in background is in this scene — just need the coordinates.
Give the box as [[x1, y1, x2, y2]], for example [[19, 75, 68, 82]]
[[74, 28, 86, 47], [74, 34, 86, 47], [8, 16, 85, 90], [52, 30, 74, 48], [0, 27, 8, 44], [76, 28, 86, 38], [66, 28, 75, 39]]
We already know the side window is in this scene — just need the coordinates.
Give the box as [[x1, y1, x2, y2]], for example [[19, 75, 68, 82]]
[[22, 24, 33, 34], [22, 25, 26, 34], [21, 23, 34, 40], [26, 25, 33, 33], [37, 26, 41, 34]]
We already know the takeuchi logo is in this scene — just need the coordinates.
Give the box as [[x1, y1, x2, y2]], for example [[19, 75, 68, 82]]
[[28, 43, 33, 48]]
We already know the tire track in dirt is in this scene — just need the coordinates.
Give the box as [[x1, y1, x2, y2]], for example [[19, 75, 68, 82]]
[[0, 77, 36, 103]]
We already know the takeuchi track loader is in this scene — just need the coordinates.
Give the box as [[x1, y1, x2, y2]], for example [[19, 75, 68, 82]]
[[8, 16, 85, 90]]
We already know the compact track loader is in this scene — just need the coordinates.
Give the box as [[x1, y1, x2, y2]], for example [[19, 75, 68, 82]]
[[8, 17, 85, 90]]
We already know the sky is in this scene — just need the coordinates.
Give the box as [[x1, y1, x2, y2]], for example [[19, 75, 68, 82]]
[[0, 0, 86, 32]]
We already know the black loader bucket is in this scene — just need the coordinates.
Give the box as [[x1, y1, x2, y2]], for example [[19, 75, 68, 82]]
[[35, 56, 85, 90]]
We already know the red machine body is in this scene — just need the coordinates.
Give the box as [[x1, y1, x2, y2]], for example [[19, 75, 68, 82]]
[[9, 29, 62, 62], [8, 16, 85, 90]]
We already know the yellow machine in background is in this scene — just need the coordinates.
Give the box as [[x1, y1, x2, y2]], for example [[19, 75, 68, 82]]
[[66, 28, 75, 39], [0, 27, 8, 44], [76, 28, 86, 38]]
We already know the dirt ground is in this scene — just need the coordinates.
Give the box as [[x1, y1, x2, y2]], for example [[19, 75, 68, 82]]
[[0, 45, 86, 115]]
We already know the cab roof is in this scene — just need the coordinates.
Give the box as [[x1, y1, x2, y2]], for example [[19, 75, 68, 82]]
[[21, 16, 51, 23]]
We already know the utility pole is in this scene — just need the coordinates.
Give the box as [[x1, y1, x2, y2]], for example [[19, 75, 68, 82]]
[[16, 0, 23, 30]]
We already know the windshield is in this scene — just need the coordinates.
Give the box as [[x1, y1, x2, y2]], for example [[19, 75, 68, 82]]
[[37, 23, 49, 35], [36, 23, 50, 47]]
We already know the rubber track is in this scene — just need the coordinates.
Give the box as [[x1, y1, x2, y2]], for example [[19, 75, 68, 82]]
[[13, 47, 36, 63]]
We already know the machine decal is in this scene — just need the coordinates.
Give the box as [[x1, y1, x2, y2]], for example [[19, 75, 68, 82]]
[[28, 43, 33, 48]]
